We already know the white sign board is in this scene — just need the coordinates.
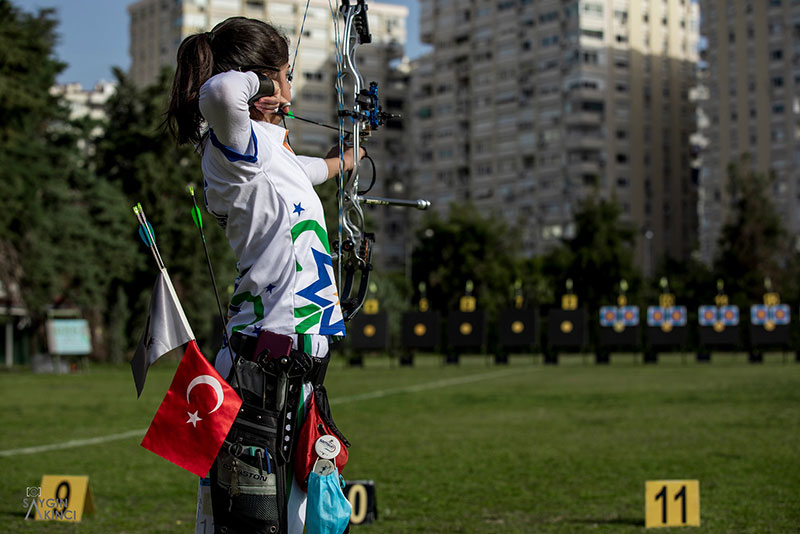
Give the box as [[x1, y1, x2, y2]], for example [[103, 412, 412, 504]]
[[46, 320, 92, 355]]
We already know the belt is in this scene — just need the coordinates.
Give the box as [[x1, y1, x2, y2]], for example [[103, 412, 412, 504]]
[[230, 331, 329, 385]]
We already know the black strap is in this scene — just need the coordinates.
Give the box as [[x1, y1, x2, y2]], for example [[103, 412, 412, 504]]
[[230, 332, 257, 360], [307, 354, 330, 386]]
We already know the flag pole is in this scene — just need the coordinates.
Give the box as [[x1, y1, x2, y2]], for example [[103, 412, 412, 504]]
[[187, 186, 232, 357]]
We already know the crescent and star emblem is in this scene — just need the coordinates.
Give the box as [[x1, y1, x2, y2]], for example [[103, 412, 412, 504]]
[[184, 374, 225, 428]]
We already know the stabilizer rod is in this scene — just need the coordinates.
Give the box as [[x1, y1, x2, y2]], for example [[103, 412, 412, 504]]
[[357, 196, 431, 210]]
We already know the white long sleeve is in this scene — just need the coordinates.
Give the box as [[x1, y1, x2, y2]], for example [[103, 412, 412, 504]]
[[198, 70, 260, 154], [295, 155, 329, 185]]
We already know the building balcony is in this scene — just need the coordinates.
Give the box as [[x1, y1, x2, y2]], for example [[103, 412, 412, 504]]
[[567, 87, 605, 100], [565, 112, 603, 126], [567, 160, 603, 176], [565, 135, 605, 150]]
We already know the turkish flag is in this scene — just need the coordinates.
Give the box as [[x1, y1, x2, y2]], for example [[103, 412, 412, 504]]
[[141, 341, 242, 477]]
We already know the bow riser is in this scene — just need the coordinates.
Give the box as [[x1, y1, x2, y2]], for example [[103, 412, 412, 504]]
[[297, 1, 432, 321]]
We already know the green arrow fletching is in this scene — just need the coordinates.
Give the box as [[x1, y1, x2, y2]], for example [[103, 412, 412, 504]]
[[191, 205, 203, 230]]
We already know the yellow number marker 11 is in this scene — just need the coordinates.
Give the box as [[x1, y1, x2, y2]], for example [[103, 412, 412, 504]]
[[645, 480, 700, 528]]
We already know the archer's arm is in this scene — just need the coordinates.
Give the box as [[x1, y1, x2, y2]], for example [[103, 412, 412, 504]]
[[199, 70, 261, 154]]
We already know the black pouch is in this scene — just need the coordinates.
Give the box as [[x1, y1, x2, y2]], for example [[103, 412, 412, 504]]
[[210, 358, 285, 534]]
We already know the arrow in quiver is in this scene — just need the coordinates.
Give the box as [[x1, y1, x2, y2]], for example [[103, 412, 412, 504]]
[[497, 309, 538, 350], [646, 305, 688, 348], [349, 312, 389, 351], [598, 305, 641, 348], [401, 311, 440, 351], [698, 305, 740, 347], [547, 308, 588, 349], [749, 303, 790, 347]]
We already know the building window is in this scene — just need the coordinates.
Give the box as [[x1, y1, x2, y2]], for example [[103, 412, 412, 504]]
[[542, 35, 559, 46], [583, 51, 599, 64], [539, 10, 558, 23], [582, 2, 603, 16]]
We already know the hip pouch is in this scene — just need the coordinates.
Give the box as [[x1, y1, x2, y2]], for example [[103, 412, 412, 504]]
[[210, 354, 307, 534], [294, 384, 351, 491]]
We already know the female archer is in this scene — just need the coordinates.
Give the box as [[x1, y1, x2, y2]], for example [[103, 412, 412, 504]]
[[166, 16, 359, 534]]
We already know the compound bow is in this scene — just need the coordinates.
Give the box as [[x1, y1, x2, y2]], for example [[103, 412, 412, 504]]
[[291, 0, 430, 321]]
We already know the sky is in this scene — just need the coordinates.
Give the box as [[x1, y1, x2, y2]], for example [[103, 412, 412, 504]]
[[12, 0, 425, 88]]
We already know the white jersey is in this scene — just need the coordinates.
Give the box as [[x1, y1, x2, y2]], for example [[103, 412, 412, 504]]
[[199, 70, 345, 341]]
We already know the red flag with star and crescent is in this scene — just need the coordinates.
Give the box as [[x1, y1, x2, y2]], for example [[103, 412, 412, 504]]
[[141, 340, 242, 477]]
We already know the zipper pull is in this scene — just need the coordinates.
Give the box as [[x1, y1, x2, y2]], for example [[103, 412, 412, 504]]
[[229, 458, 240, 496]]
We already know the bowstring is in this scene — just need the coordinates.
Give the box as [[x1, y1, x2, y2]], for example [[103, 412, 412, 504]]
[[330, 0, 346, 295], [289, 0, 312, 82]]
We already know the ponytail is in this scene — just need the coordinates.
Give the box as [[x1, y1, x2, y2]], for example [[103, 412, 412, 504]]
[[167, 32, 214, 145], [166, 18, 289, 146]]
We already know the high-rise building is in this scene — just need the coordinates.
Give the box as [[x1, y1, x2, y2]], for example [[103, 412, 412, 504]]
[[410, 0, 700, 271], [128, 0, 411, 269], [698, 0, 800, 263]]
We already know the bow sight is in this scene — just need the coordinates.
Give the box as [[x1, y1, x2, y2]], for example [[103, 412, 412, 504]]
[[339, 82, 398, 135]]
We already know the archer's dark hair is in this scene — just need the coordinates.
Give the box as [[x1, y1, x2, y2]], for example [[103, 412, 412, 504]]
[[167, 17, 289, 145]]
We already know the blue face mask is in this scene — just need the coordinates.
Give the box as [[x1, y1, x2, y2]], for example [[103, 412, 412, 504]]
[[306, 471, 352, 534]]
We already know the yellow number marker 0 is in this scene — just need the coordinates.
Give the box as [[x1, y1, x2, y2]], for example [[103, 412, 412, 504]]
[[347, 483, 369, 524]]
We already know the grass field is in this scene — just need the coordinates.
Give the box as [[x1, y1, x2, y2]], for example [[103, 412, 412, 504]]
[[1, 353, 799, 533]]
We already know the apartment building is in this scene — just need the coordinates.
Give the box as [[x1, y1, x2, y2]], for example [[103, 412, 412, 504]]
[[128, 0, 411, 268], [50, 81, 117, 122], [49, 81, 118, 156], [411, 0, 700, 270], [698, 0, 800, 263]]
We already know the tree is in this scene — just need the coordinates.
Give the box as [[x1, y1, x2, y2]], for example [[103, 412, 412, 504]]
[[411, 203, 520, 318], [92, 67, 238, 356], [0, 2, 135, 358], [714, 156, 790, 306], [543, 197, 640, 313]]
